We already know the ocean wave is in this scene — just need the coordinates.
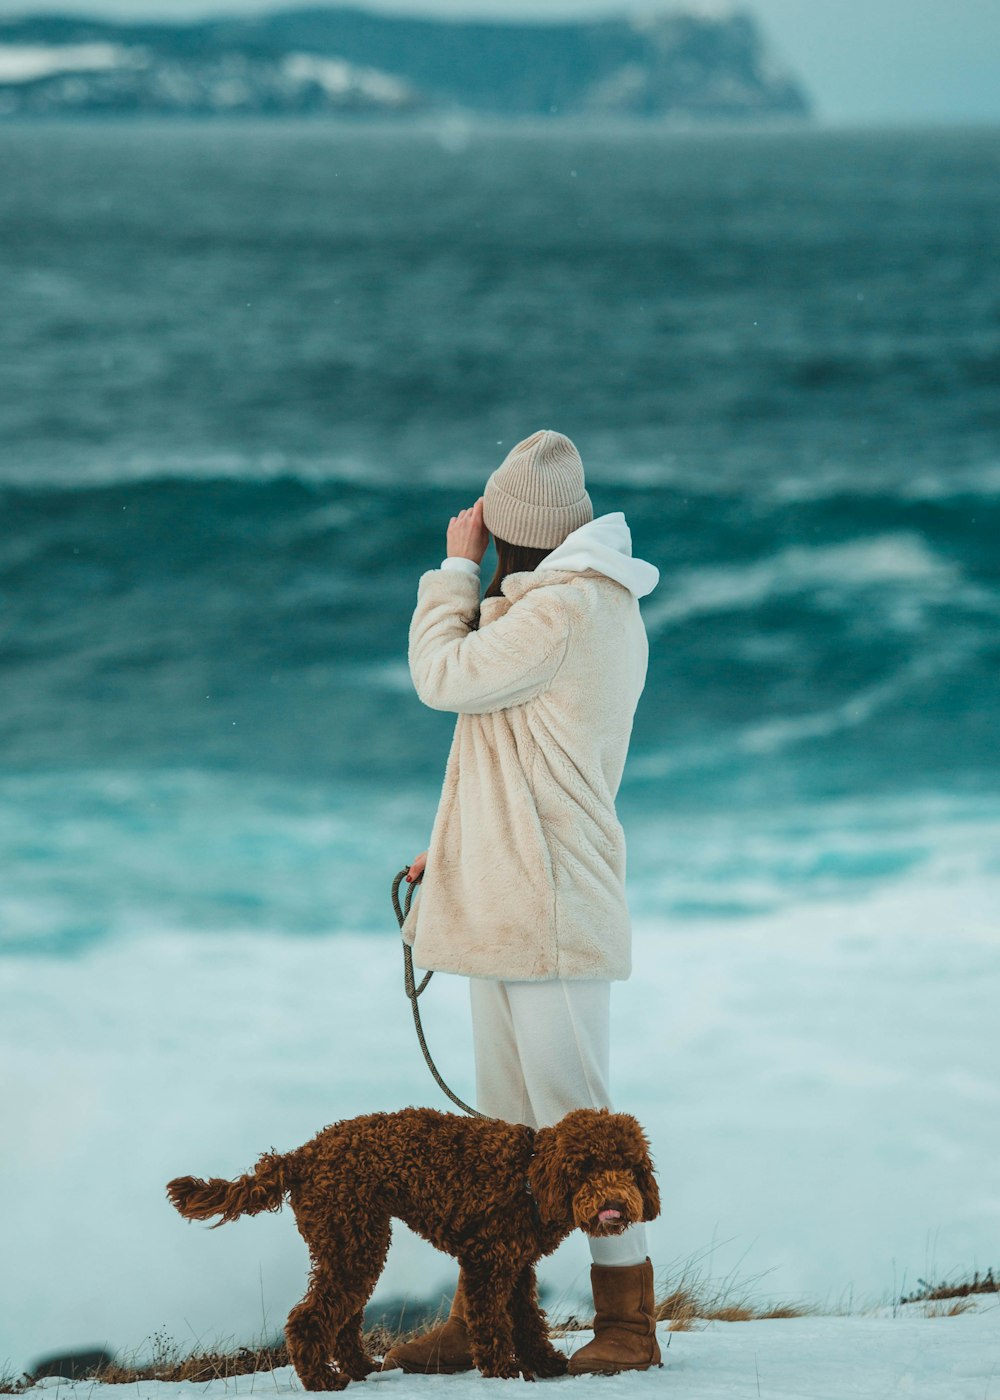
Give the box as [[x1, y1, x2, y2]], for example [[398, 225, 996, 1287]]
[[642, 533, 958, 635], [629, 646, 970, 779], [767, 458, 1000, 504], [0, 451, 404, 492], [2, 478, 996, 806], [4, 449, 1000, 504], [2, 768, 998, 957]]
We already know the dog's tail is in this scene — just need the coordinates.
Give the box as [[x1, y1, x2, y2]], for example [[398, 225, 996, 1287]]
[[166, 1148, 293, 1230]]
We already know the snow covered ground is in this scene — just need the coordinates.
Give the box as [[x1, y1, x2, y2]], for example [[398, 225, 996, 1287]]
[[21, 1296, 1000, 1400], [3, 868, 999, 1379]]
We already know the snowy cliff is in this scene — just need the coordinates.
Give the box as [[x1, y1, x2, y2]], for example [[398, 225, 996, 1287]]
[[0, 6, 811, 120]]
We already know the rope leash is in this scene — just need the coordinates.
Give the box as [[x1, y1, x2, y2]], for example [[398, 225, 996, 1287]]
[[391, 866, 488, 1119], [390, 867, 543, 1224]]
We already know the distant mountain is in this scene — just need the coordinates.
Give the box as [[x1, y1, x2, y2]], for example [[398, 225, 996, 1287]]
[[0, 5, 811, 121]]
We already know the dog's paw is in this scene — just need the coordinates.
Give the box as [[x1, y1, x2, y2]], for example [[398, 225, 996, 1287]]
[[519, 1353, 568, 1380], [294, 1366, 351, 1392], [343, 1358, 378, 1381], [478, 1362, 522, 1381]]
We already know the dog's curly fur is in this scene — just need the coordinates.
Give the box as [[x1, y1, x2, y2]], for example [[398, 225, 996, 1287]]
[[166, 1105, 660, 1391]]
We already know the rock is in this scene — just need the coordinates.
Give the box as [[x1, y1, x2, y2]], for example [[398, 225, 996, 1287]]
[[30, 1346, 116, 1381]]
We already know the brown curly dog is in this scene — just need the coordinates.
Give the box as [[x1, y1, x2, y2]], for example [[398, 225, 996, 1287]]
[[166, 1104, 660, 1390]]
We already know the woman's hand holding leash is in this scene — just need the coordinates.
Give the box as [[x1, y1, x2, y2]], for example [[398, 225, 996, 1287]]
[[447, 496, 489, 564], [406, 851, 427, 884]]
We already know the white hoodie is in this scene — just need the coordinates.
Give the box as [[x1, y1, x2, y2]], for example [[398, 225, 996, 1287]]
[[407, 509, 657, 982], [441, 510, 659, 599]]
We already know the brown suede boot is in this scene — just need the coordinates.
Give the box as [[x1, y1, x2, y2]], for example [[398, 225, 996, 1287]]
[[380, 1273, 474, 1374], [566, 1258, 662, 1375]]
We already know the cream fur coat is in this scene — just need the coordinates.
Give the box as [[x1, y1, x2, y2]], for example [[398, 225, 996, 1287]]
[[401, 511, 659, 981]]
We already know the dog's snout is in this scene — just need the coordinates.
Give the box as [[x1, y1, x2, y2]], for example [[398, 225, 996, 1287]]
[[572, 1171, 644, 1237]]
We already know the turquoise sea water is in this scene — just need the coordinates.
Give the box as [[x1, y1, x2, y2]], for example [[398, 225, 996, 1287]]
[[1, 121, 998, 953]]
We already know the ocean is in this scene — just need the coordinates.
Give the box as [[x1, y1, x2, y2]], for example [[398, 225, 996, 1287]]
[[1, 119, 998, 1375]]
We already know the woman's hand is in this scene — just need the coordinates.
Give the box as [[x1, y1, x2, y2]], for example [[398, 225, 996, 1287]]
[[406, 851, 428, 883], [447, 497, 489, 564]]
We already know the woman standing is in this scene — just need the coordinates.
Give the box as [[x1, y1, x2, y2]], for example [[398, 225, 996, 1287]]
[[383, 429, 661, 1376]]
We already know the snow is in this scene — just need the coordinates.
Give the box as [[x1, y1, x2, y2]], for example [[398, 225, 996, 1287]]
[[23, 1297, 1000, 1400], [0, 45, 144, 84], [2, 873, 999, 1378], [281, 54, 414, 104]]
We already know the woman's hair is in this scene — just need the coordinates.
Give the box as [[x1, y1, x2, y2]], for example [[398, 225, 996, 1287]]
[[483, 534, 552, 599]]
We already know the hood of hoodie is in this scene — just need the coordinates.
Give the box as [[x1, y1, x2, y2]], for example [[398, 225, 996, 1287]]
[[534, 511, 659, 599]]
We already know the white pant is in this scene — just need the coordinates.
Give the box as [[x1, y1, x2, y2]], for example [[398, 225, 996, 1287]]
[[469, 976, 649, 1268]]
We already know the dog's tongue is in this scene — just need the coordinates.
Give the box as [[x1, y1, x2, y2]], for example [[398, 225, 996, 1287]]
[[598, 1208, 622, 1223]]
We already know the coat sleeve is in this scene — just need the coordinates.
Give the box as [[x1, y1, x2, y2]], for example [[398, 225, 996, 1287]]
[[439, 555, 480, 576], [408, 569, 571, 715]]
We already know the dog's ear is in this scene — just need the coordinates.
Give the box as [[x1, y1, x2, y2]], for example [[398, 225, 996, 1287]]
[[614, 1114, 661, 1223], [529, 1126, 575, 1224], [635, 1157, 661, 1222], [610, 1114, 660, 1222]]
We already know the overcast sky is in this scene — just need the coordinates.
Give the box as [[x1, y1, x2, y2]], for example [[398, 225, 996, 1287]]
[[5, 0, 1000, 124]]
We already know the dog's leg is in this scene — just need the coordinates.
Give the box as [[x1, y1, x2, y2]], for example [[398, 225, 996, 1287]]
[[328, 1211, 391, 1380], [333, 1308, 378, 1382], [286, 1184, 390, 1389], [512, 1265, 568, 1380], [285, 1267, 353, 1393], [461, 1261, 520, 1381]]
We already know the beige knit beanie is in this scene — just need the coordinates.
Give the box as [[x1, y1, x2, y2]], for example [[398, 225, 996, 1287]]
[[482, 429, 593, 549]]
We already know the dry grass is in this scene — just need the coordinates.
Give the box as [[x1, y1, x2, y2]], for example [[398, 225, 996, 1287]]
[[550, 1243, 813, 1338], [0, 1325, 296, 1394], [922, 1299, 976, 1317], [0, 1302, 465, 1395], [898, 1268, 998, 1306], [653, 1279, 811, 1331]]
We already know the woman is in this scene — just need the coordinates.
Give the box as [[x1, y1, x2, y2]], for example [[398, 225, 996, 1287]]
[[384, 429, 660, 1376]]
